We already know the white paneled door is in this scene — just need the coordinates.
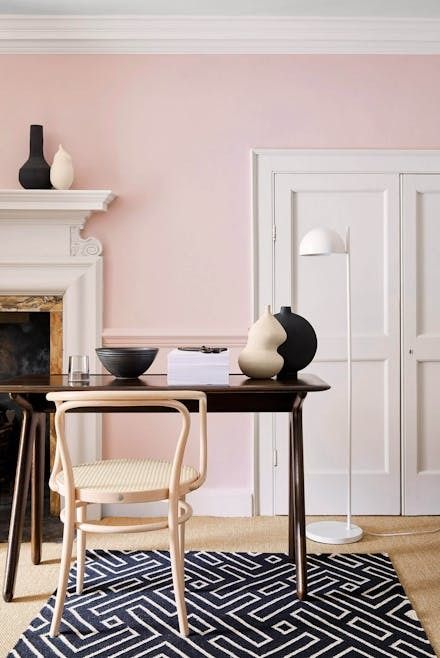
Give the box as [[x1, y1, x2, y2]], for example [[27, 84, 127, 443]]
[[402, 175, 440, 514], [272, 173, 401, 515]]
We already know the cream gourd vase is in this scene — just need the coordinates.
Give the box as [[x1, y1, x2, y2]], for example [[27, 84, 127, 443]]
[[50, 145, 74, 190], [239, 305, 287, 378]]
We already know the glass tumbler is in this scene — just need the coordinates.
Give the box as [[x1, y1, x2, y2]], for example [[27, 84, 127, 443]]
[[68, 355, 90, 383]]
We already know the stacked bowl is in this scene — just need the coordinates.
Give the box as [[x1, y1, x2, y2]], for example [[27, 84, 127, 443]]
[[96, 347, 158, 379]]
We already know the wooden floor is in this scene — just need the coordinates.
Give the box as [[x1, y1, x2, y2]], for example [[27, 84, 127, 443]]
[[0, 515, 439, 656]]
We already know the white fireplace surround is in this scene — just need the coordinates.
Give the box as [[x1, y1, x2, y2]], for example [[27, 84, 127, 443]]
[[0, 189, 115, 468]]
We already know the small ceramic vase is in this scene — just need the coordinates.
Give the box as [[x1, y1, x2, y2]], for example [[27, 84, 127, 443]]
[[239, 305, 287, 379], [274, 306, 317, 379], [50, 144, 74, 190], [18, 125, 51, 189]]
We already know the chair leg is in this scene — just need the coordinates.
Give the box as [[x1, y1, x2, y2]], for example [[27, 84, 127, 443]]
[[178, 496, 186, 566], [50, 503, 75, 637], [169, 499, 189, 637], [76, 504, 87, 595]]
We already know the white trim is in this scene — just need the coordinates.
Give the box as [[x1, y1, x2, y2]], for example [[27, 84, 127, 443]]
[[0, 190, 115, 257], [0, 189, 115, 211], [250, 151, 259, 516], [0, 257, 103, 468], [252, 149, 440, 174], [102, 330, 246, 348], [0, 191, 115, 521], [401, 174, 440, 515], [2, 15, 440, 54], [252, 148, 440, 516], [103, 489, 253, 518]]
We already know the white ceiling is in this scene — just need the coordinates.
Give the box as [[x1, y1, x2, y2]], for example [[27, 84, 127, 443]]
[[1, 0, 440, 16]]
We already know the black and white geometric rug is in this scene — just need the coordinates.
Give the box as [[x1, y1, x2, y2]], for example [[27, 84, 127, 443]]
[[8, 550, 436, 657]]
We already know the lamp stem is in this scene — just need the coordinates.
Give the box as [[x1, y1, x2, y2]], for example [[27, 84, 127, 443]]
[[346, 227, 352, 530]]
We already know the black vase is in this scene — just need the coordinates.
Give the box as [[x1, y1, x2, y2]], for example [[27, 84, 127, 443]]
[[275, 306, 317, 379], [18, 125, 52, 189]]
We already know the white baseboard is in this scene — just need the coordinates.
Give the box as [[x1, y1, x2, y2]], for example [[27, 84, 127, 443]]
[[102, 488, 254, 519], [190, 489, 254, 516], [86, 503, 101, 521], [60, 501, 102, 521]]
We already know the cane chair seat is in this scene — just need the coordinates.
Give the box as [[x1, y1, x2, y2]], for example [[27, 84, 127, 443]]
[[56, 457, 199, 503]]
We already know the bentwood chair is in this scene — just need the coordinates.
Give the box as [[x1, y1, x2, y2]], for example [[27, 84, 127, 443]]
[[46, 390, 207, 638]]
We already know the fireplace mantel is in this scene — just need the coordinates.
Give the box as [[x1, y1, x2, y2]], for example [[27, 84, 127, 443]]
[[0, 189, 115, 474], [0, 189, 115, 257]]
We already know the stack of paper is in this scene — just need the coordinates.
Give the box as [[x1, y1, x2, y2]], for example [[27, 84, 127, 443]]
[[167, 349, 229, 385]]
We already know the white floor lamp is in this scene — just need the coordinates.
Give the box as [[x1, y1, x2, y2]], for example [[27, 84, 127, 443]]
[[299, 226, 363, 545]]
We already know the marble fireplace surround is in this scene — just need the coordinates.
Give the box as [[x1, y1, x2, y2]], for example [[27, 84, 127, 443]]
[[0, 190, 115, 469]]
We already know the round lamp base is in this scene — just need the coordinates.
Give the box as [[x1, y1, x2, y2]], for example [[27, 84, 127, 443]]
[[306, 520, 363, 545]]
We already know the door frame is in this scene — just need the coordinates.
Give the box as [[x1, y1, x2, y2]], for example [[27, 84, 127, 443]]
[[252, 149, 440, 515]]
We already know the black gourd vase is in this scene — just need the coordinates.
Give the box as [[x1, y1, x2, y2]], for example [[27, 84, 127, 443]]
[[275, 306, 318, 379], [18, 125, 52, 189]]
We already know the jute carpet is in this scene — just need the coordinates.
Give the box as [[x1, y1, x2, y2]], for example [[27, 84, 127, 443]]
[[1, 515, 439, 657]]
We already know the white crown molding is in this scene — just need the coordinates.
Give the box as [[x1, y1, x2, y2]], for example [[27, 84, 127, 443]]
[[2, 15, 440, 53], [102, 330, 246, 348]]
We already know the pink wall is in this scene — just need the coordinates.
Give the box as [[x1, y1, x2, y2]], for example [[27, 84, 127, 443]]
[[2, 54, 440, 497]]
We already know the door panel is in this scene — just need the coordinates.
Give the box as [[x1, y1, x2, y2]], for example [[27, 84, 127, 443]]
[[417, 362, 440, 472], [402, 175, 440, 514], [273, 173, 401, 514]]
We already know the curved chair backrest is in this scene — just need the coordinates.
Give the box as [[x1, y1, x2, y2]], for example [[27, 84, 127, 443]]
[[47, 390, 207, 497]]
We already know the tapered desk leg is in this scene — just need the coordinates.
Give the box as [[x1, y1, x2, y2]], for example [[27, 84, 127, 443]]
[[3, 396, 38, 602], [31, 413, 46, 565], [290, 393, 307, 600], [288, 413, 295, 562]]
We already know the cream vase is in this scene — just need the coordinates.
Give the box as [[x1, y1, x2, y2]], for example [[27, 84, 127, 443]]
[[50, 144, 74, 190], [238, 305, 287, 378]]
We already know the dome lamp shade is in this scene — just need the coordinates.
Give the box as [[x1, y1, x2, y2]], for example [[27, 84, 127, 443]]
[[299, 227, 346, 256]]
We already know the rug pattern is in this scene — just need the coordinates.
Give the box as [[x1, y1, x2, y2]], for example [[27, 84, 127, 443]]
[[9, 550, 436, 657]]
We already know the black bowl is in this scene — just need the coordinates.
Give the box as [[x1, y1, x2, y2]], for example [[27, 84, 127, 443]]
[[96, 347, 158, 379]]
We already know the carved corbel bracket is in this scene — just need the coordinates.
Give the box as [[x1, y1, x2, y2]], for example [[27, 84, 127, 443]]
[[70, 225, 103, 257]]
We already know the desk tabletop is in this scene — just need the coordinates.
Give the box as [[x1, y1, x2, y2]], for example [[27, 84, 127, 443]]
[[0, 373, 329, 393]]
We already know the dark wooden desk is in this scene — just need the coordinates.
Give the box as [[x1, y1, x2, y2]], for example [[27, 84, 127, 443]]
[[0, 373, 329, 603]]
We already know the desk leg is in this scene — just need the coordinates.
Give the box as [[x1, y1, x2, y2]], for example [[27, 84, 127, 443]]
[[288, 413, 295, 562], [3, 397, 37, 601], [290, 393, 307, 600], [31, 413, 46, 565]]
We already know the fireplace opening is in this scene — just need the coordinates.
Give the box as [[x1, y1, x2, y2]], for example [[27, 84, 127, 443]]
[[0, 303, 63, 542], [0, 312, 50, 380]]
